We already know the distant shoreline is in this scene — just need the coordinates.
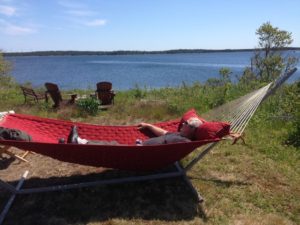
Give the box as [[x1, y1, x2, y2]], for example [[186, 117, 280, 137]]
[[4, 47, 300, 57]]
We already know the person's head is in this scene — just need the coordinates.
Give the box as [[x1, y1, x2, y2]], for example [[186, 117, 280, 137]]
[[179, 117, 203, 139]]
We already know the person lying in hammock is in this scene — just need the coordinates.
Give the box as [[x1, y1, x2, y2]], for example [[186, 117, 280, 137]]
[[66, 117, 203, 146]]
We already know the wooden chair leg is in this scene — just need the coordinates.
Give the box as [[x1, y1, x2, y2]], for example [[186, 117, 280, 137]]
[[0, 146, 29, 163]]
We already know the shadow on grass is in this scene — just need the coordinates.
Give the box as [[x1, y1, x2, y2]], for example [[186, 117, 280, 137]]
[[199, 177, 251, 188], [1, 168, 200, 225]]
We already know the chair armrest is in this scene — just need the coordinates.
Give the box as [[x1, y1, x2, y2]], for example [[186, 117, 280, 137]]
[[67, 93, 77, 100], [90, 93, 97, 98], [111, 90, 116, 97]]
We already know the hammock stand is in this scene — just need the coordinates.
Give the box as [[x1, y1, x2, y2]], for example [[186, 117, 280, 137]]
[[0, 68, 297, 224]]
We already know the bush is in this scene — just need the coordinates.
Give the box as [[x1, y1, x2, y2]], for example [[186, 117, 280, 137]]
[[131, 84, 147, 99], [285, 81, 300, 147], [0, 51, 15, 90], [76, 98, 100, 116], [286, 111, 300, 147]]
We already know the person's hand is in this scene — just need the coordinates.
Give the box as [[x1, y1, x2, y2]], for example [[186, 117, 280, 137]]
[[137, 122, 151, 130]]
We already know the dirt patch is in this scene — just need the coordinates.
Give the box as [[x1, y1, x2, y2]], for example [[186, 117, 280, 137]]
[[0, 147, 106, 183]]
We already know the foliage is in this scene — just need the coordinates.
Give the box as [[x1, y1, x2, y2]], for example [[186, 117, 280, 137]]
[[204, 67, 234, 107], [0, 51, 11, 75], [285, 81, 300, 147], [219, 67, 232, 83], [76, 97, 100, 116], [251, 22, 298, 82], [131, 84, 147, 99], [0, 51, 15, 89], [286, 111, 300, 147], [237, 67, 260, 91]]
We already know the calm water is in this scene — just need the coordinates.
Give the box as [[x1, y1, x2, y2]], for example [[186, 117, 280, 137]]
[[6, 51, 300, 90]]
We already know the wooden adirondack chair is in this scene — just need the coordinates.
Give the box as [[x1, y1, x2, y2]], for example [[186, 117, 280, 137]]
[[95, 81, 115, 105], [44, 83, 77, 108]]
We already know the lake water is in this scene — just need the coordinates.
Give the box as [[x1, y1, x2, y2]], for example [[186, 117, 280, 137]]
[[5, 51, 300, 90]]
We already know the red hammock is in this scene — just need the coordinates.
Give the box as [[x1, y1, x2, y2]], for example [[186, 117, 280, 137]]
[[0, 113, 220, 171]]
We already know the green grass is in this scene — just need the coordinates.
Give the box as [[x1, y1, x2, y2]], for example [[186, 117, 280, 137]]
[[0, 81, 299, 225]]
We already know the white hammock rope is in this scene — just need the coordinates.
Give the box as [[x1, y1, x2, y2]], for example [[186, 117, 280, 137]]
[[229, 83, 272, 134], [202, 82, 273, 135], [185, 83, 273, 171], [205, 68, 297, 134], [228, 84, 270, 124]]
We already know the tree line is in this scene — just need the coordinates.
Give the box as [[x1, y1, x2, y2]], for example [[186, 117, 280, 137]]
[[3, 47, 300, 57]]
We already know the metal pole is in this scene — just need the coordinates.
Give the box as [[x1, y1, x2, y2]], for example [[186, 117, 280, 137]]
[[0, 180, 17, 194], [184, 142, 218, 172], [175, 162, 204, 202], [18, 170, 184, 194], [0, 171, 28, 225], [263, 68, 297, 102]]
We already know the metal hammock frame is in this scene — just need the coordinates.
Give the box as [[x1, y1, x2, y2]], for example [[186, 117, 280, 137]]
[[0, 68, 297, 224]]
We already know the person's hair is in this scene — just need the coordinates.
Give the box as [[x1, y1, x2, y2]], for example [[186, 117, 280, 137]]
[[185, 117, 203, 140], [187, 117, 202, 129]]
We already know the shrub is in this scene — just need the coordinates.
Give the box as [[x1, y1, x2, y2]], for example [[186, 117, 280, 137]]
[[285, 81, 300, 147], [76, 98, 100, 116], [131, 84, 147, 99], [0, 51, 15, 90]]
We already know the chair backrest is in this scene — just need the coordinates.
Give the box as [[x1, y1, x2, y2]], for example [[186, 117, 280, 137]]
[[20, 85, 46, 103], [96, 81, 115, 105], [96, 82, 112, 92], [45, 82, 63, 107], [20, 86, 36, 97], [98, 92, 114, 105]]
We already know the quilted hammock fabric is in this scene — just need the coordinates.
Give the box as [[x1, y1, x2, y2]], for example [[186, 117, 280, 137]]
[[0, 113, 219, 171]]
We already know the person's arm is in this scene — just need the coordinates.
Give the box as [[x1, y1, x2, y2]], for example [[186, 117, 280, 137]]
[[137, 123, 168, 137]]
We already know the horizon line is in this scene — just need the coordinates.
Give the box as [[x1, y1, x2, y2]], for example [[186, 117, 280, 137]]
[[3, 47, 300, 56]]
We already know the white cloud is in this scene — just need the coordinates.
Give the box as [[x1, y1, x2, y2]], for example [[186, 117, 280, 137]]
[[84, 19, 106, 27], [0, 19, 36, 35], [59, 1, 96, 17], [0, 5, 16, 16], [5, 25, 35, 35], [58, 1, 85, 9], [58, 0, 107, 28], [66, 9, 94, 17]]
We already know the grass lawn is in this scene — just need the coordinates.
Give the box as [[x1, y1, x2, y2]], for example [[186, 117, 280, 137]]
[[0, 84, 299, 225]]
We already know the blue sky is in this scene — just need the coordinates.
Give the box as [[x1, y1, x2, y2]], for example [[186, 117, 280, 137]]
[[0, 0, 299, 52]]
